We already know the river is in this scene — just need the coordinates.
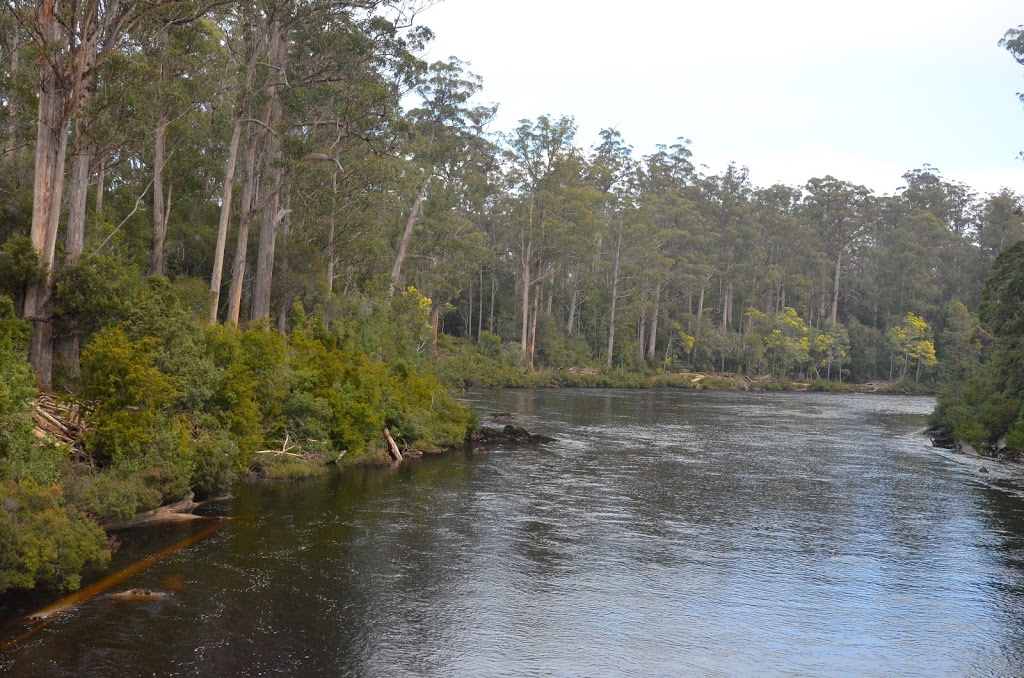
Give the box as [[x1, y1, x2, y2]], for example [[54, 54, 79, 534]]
[[4, 389, 1024, 676]]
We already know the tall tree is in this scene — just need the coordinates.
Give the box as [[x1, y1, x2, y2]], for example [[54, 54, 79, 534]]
[[802, 176, 874, 326]]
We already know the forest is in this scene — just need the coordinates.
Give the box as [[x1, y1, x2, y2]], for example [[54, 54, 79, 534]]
[[1, 0, 1023, 595]]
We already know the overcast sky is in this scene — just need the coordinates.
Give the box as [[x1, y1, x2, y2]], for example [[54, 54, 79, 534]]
[[417, 0, 1024, 196]]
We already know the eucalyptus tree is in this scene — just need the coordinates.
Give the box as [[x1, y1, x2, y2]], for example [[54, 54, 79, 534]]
[[140, 14, 224, 277], [219, 0, 428, 324], [680, 164, 757, 368], [500, 114, 581, 366], [588, 128, 640, 367], [750, 184, 810, 316], [632, 139, 694, 360], [900, 166, 977, 238], [977, 189, 1024, 260], [871, 208, 952, 325], [4, 0, 219, 389], [389, 57, 495, 297], [801, 176, 874, 327], [208, 3, 264, 324], [268, 4, 427, 321]]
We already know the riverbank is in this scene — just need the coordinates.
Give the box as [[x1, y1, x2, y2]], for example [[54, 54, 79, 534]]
[[924, 428, 1024, 488], [441, 364, 935, 395], [12, 390, 997, 676]]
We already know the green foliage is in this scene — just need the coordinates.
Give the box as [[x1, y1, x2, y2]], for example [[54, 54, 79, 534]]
[[53, 255, 144, 340], [190, 433, 243, 500], [6, 4, 1024, 598], [0, 479, 110, 593], [61, 469, 158, 525], [0, 296, 35, 463], [933, 243, 1024, 452], [807, 378, 858, 393], [251, 456, 328, 481], [80, 327, 185, 465], [846, 319, 889, 382], [0, 235, 44, 299], [938, 300, 981, 383]]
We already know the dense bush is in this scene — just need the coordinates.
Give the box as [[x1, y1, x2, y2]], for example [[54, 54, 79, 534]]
[[0, 480, 111, 593], [932, 242, 1024, 453]]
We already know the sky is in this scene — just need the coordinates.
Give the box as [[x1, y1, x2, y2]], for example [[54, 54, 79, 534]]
[[416, 0, 1024, 196]]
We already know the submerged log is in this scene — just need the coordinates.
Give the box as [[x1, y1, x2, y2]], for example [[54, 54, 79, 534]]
[[110, 588, 172, 601]]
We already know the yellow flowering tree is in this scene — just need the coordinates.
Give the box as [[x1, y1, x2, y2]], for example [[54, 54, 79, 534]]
[[746, 307, 810, 378], [888, 312, 938, 382]]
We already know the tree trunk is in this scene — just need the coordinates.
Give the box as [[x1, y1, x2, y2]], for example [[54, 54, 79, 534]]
[[250, 18, 287, 322], [150, 112, 169, 276], [3, 36, 19, 159], [830, 251, 841, 325], [208, 116, 244, 324], [692, 285, 705, 363], [519, 239, 532, 356], [250, 170, 281, 323], [466, 275, 473, 337], [24, 3, 69, 390], [63, 28, 93, 272], [94, 156, 105, 218], [488, 271, 496, 334], [527, 278, 540, 371], [389, 176, 429, 296], [638, 313, 645, 360], [477, 267, 483, 340], [566, 278, 578, 336], [226, 129, 259, 326], [326, 214, 336, 294], [725, 281, 733, 331], [276, 295, 290, 332], [430, 303, 440, 348], [383, 427, 402, 463], [65, 145, 92, 261], [58, 124, 92, 377], [606, 232, 622, 369], [647, 280, 661, 360]]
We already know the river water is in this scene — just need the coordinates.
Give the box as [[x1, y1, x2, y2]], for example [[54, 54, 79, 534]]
[[4, 389, 1024, 676]]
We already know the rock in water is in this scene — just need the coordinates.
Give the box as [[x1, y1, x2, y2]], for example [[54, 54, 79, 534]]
[[468, 424, 555, 446]]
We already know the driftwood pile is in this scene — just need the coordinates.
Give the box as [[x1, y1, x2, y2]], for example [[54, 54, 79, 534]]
[[33, 396, 92, 460]]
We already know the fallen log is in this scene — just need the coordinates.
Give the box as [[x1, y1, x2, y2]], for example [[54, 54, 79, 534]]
[[105, 492, 207, 530], [253, 450, 306, 459], [383, 427, 403, 462]]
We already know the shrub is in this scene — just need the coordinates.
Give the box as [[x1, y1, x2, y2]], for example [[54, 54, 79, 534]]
[[0, 479, 110, 593], [0, 296, 35, 463], [190, 433, 242, 499], [80, 327, 183, 464]]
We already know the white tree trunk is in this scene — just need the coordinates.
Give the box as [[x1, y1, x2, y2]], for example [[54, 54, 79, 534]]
[[208, 116, 244, 324]]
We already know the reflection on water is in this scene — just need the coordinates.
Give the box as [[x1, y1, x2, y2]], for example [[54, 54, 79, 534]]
[[5, 390, 1024, 676]]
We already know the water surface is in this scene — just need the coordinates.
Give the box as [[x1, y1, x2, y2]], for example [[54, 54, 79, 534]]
[[4, 389, 1024, 676]]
